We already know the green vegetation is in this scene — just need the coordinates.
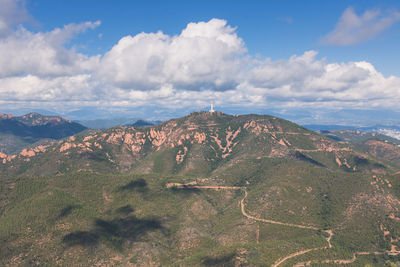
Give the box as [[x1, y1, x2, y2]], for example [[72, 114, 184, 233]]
[[1, 112, 400, 265]]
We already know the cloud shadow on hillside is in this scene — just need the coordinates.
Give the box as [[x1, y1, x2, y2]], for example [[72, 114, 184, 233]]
[[62, 231, 100, 247], [201, 252, 236, 266], [116, 204, 134, 215], [62, 212, 164, 250], [118, 178, 148, 193], [58, 204, 81, 218], [169, 185, 201, 196], [294, 151, 325, 167]]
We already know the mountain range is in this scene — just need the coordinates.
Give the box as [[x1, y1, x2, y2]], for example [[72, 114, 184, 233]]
[[1, 111, 400, 266], [0, 112, 87, 154]]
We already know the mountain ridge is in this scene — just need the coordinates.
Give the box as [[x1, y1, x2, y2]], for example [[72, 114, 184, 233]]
[[0, 112, 86, 154], [0, 111, 388, 177]]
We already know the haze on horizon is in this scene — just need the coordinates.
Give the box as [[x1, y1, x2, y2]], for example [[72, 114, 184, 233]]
[[0, 0, 400, 125]]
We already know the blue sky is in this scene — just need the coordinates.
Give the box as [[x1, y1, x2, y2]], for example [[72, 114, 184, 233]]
[[25, 0, 400, 75], [1, 0, 400, 124]]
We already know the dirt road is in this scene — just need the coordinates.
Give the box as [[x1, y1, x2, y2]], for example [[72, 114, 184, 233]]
[[167, 183, 398, 266]]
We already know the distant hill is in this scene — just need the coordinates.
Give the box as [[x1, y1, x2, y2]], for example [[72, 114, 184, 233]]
[[125, 119, 160, 128], [318, 129, 400, 144], [78, 118, 162, 129], [304, 124, 360, 131], [319, 129, 400, 168], [0, 112, 86, 154], [305, 124, 400, 140], [77, 118, 140, 129]]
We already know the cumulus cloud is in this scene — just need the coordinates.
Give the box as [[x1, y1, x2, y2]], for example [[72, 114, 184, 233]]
[[0, 74, 97, 101], [320, 7, 400, 46], [0, 0, 30, 36], [1, 15, 400, 115], [0, 21, 101, 77], [98, 19, 245, 91], [244, 51, 400, 108]]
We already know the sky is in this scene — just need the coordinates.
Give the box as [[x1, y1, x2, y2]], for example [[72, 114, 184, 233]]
[[0, 0, 400, 124]]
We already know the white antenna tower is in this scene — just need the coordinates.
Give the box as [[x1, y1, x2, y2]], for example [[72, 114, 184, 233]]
[[210, 102, 215, 113]]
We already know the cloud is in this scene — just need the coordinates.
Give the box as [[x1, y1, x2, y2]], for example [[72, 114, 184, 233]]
[[1, 15, 400, 117], [0, 74, 97, 101], [98, 19, 245, 91], [244, 51, 400, 108], [0, 21, 101, 78], [0, 0, 30, 36], [320, 7, 400, 46]]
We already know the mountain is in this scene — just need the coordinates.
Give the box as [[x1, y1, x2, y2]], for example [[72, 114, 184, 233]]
[[0, 112, 87, 154], [304, 124, 360, 131], [319, 130, 400, 169], [77, 118, 141, 129], [0, 108, 59, 117], [306, 124, 400, 141], [318, 129, 400, 144], [125, 119, 157, 128], [2, 111, 362, 176], [78, 118, 162, 129], [1, 111, 400, 266]]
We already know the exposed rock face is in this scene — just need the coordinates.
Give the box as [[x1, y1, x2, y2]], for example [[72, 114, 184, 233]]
[[17, 112, 70, 126], [0, 112, 87, 154], [0, 113, 14, 119]]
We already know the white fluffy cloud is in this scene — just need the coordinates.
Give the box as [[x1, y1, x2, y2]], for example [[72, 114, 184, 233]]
[[320, 7, 400, 46], [0, 0, 30, 36], [0, 74, 97, 101], [98, 19, 245, 91], [244, 51, 400, 107], [1, 14, 400, 114], [0, 21, 100, 78]]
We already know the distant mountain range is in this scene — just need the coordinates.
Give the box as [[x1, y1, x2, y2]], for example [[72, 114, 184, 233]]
[[0, 112, 86, 154], [125, 119, 161, 128], [305, 124, 400, 141], [0, 112, 163, 153], [77, 118, 162, 129]]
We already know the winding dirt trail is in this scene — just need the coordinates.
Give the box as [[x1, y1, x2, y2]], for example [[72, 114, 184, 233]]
[[294, 250, 400, 266], [240, 188, 334, 267], [167, 183, 399, 266], [273, 247, 325, 267], [240, 190, 320, 231], [166, 183, 241, 190], [167, 183, 333, 266], [293, 251, 391, 266]]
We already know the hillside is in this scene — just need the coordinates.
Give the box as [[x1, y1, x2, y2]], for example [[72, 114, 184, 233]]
[[319, 130, 400, 169], [0, 112, 86, 154], [318, 129, 400, 144], [1, 111, 372, 176], [125, 119, 156, 128], [1, 112, 400, 266]]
